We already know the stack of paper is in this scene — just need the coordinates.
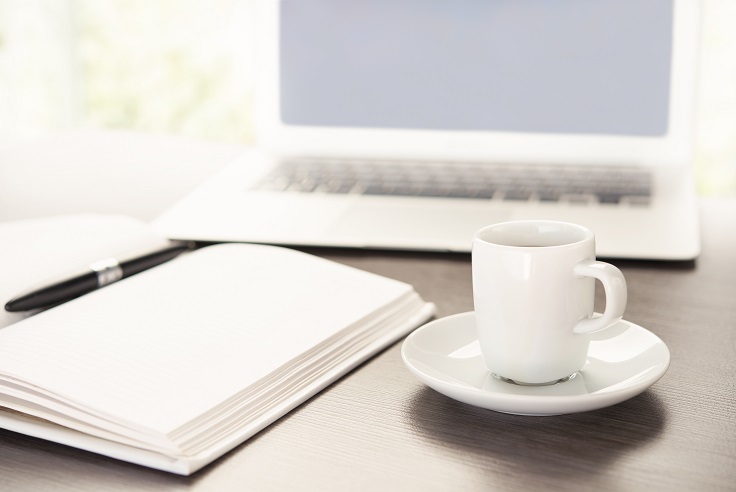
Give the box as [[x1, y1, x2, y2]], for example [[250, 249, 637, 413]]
[[0, 221, 434, 475]]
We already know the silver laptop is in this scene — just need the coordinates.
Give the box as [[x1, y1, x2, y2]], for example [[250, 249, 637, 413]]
[[154, 0, 702, 260]]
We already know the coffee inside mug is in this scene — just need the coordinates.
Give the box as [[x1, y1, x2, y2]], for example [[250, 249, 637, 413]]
[[476, 221, 592, 248]]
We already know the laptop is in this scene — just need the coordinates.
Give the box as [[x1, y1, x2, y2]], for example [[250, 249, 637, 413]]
[[154, 0, 702, 260]]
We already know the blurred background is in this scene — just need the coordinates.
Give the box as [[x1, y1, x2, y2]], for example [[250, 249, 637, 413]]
[[1, 0, 734, 196]]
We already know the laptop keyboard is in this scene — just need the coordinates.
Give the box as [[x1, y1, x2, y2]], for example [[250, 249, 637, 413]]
[[253, 158, 652, 205]]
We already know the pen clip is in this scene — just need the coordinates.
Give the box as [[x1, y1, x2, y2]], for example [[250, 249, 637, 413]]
[[90, 258, 124, 287]]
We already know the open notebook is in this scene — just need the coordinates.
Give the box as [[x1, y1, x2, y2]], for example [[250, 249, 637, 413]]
[[0, 215, 434, 474]]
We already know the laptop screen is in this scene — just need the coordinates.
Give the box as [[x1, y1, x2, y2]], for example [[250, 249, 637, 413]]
[[279, 0, 674, 138]]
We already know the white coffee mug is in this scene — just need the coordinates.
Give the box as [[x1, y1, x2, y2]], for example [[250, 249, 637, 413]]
[[472, 220, 627, 385]]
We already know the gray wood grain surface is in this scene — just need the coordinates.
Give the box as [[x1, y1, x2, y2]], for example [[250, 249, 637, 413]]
[[1, 199, 734, 491]]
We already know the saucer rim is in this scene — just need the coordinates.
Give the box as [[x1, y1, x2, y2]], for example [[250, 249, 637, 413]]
[[401, 311, 670, 415]]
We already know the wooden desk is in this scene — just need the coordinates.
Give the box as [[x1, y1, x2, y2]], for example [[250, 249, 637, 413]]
[[1, 134, 735, 491]]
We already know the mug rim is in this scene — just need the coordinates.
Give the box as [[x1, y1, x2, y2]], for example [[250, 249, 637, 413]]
[[473, 220, 594, 249]]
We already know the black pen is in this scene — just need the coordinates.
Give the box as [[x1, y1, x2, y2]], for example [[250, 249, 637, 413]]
[[4, 241, 194, 312]]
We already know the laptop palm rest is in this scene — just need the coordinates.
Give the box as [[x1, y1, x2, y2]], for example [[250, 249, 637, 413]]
[[327, 199, 510, 251]]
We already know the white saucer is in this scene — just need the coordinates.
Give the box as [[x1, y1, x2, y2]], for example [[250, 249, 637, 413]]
[[401, 312, 670, 416]]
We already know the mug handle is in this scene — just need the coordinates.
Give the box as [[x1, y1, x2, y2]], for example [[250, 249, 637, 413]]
[[572, 259, 627, 334]]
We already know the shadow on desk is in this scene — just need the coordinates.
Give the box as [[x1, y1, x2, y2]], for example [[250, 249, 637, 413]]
[[0, 428, 203, 487], [406, 387, 666, 481]]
